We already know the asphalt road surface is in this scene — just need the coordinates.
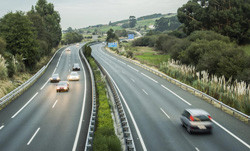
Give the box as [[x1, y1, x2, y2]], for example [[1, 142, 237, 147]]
[[91, 43, 250, 151], [0, 44, 92, 151]]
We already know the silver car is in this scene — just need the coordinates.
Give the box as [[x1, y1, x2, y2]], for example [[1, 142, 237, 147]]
[[180, 109, 213, 134]]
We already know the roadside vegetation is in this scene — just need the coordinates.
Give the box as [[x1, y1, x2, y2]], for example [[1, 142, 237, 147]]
[[0, 0, 62, 98], [84, 45, 121, 151], [104, 0, 250, 114]]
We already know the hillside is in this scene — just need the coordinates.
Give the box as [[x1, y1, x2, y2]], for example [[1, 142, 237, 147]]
[[76, 13, 176, 34]]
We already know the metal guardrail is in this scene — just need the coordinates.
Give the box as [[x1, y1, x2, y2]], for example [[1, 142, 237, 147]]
[[0, 47, 65, 107], [105, 47, 250, 122], [95, 60, 136, 151], [80, 44, 96, 151]]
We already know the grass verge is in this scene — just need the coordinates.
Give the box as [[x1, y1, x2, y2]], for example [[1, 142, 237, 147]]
[[87, 57, 121, 151]]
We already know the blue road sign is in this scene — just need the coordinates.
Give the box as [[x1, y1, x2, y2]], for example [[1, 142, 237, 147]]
[[108, 42, 118, 48], [128, 34, 134, 39]]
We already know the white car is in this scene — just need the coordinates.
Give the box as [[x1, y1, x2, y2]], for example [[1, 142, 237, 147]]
[[180, 109, 213, 134], [68, 72, 80, 81]]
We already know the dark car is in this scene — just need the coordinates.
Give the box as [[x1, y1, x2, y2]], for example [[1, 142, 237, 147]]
[[180, 109, 213, 134], [50, 74, 60, 83], [56, 81, 69, 92], [72, 63, 80, 71]]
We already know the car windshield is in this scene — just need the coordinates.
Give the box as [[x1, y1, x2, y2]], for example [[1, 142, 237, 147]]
[[58, 82, 66, 86], [193, 115, 210, 121], [52, 74, 58, 78]]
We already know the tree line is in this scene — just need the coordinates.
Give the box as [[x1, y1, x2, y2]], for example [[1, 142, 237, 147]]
[[0, 0, 61, 78], [177, 0, 250, 44]]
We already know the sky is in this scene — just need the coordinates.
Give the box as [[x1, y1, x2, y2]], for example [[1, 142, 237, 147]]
[[0, 0, 188, 30]]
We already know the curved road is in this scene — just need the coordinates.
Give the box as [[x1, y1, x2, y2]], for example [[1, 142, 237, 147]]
[[91, 43, 250, 151], [0, 44, 92, 151]]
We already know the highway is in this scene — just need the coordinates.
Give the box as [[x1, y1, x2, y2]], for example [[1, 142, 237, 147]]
[[91, 43, 250, 151], [0, 44, 92, 151]]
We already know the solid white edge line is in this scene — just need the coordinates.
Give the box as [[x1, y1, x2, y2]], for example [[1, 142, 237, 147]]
[[0, 125, 4, 130], [52, 100, 58, 108], [40, 79, 49, 90], [160, 108, 170, 119], [72, 48, 87, 151], [142, 89, 148, 95], [127, 65, 139, 72], [161, 85, 191, 106], [212, 119, 250, 149], [11, 92, 39, 118], [102, 66, 147, 151], [27, 127, 40, 145], [141, 72, 158, 83]]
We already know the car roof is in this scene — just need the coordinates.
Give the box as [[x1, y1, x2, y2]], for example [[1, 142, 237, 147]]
[[58, 81, 68, 84], [185, 109, 210, 116], [52, 73, 59, 76], [71, 72, 78, 74], [74, 63, 79, 65]]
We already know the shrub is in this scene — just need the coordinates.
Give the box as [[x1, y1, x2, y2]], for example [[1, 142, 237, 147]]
[[0, 54, 8, 79]]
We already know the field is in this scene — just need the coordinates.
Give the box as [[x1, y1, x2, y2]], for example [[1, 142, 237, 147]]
[[127, 46, 170, 68]]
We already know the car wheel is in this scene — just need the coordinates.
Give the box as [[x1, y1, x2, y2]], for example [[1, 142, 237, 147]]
[[187, 126, 192, 134], [181, 122, 185, 127]]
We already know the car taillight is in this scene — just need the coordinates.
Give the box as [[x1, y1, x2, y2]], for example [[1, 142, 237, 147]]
[[190, 115, 194, 121], [208, 115, 212, 120]]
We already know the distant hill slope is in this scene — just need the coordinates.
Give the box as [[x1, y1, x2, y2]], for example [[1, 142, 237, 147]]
[[74, 13, 176, 34]]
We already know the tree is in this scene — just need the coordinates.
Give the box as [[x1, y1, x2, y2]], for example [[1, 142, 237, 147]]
[[129, 16, 137, 28], [0, 11, 39, 68], [155, 16, 181, 32], [177, 0, 250, 44], [35, 0, 62, 49], [62, 32, 83, 44], [0, 37, 6, 55], [106, 29, 118, 42]]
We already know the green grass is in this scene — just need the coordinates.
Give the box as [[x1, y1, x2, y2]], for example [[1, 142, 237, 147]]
[[87, 56, 121, 151], [133, 47, 170, 68]]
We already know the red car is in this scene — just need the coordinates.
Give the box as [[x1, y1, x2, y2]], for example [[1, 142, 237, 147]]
[[56, 81, 69, 92]]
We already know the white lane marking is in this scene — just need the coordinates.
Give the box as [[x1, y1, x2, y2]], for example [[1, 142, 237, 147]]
[[52, 100, 58, 108], [102, 66, 147, 151], [69, 69, 70, 72], [161, 85, 192, 106], [11, 92, 39, 118], [141, 73, 158, 83], [27, 127, 40, 145], [53, 68, 57, 74], [212, 119, 250, 149], [130, 78, 135, 83], [56, 61, 59, 68], [40, 79, 49, 90], [127, 65, 139, 72], [0, 125, 4, 130], [72, 48, 87, 151], [118, 60, 126, 65], [142, 89, 148, 95], [195, 147, 200, 151], [160, 108, 170, 119]]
